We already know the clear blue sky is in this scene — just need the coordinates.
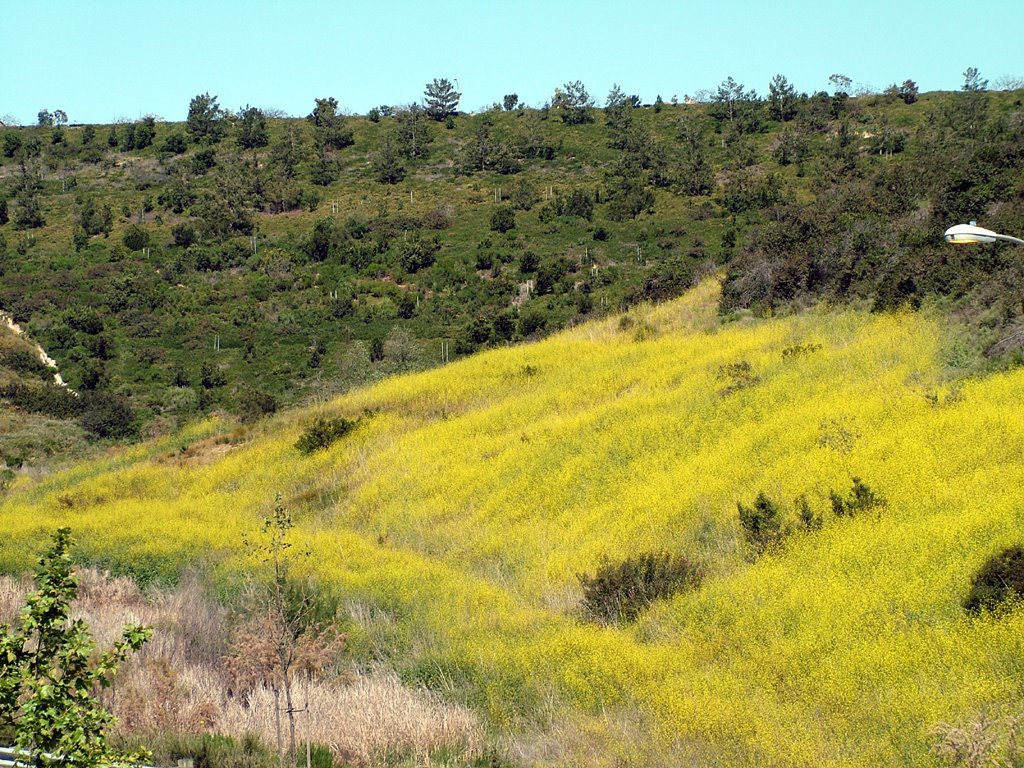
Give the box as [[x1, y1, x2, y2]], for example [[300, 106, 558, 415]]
[[2, 0, 1022, 125]]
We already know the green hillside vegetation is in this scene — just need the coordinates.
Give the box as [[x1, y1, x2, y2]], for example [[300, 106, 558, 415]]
[[0, 321, 92, 480], [3, 279, 1024, 766], [2, 75, 1023, 471]]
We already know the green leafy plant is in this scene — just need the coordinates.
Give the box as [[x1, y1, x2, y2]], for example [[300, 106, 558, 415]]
[[0, 528, 151, 767], [489, 206, 516, 233], [795, 493, 823, 531], [578, 551, 703, 624], [781, 342, 822, 359]]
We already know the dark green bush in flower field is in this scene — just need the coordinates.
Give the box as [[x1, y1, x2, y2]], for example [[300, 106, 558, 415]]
[[737, 491, 783, 554], [829, 476, 883, 517], [295, 416, 357, 454], [964, 545, 1024, 613], [579, 550, 703, 624]]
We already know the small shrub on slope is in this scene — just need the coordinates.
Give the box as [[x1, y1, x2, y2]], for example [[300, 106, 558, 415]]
[[964, 545, 1024, 613], [795, 493, 823, 531], [579, 551, 703, 624], [829, 476, 884, 517], [717, 360, 761, 396], [295, 416, 357, 454], [738, 491, 784, 555]]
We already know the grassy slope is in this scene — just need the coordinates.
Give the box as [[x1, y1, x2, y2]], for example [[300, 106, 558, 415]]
[[2, 279, 1024, 766]]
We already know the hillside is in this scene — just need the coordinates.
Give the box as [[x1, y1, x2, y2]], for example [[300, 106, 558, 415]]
[[0, 315, 90, 480], [2, 84, 1023, 471], [2, 279, 1022, 766]]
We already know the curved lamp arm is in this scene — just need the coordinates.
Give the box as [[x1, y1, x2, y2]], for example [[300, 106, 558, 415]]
[[944, 223, 1024, 246]]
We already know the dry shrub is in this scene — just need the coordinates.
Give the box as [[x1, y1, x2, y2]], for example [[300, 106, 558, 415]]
[[148, 574, 229, 666], [224, 612, 342, 694], [74, 567, 145, 608], [114, 659, 222, 736], [931, 712, 1024, 767]]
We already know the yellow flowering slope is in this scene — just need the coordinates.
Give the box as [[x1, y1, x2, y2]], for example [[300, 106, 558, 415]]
[[3, 278, 1023, 766]]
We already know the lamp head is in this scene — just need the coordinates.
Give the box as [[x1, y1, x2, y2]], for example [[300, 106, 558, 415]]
[[944, 223, 998, 244]]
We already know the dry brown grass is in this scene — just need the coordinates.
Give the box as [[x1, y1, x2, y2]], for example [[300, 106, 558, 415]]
[[932, 713, 1024, 768], [0, 570, 483, 767], [0, 573, 32, 621], [219, 677, 482, 767], [152, 429, 254, 467]]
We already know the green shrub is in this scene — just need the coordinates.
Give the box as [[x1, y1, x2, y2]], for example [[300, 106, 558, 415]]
[[517, 250, 539, 273], [964, 545, 1024, 613], [295, 415, 357, 454], [737, 491, 783, 554], [171, 222, 196, 247], [795, 493, 823, 531], [369, 337, 385, 362], [717, 360, 761, 395], [237, 389, 277, 423], [161, 133, 187, 155], [121, 224, 149, 252], [630, 259, 694, 303], [489, 206, 516, 233], [518, 310, 547, 337], [559, 188, 595, 220], [579, 550, 703, 624], [200, 361, 227, 389], [781, 342, 822, 358], [829, 476, 883, 516], [302, 743, 334, 768], [1, 381, 81, 419], [78, 391, 137, 439], [0, 346, 51, 379]]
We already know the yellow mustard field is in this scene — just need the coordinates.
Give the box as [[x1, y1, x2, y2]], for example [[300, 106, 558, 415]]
[[3, 278, 1024, 766]]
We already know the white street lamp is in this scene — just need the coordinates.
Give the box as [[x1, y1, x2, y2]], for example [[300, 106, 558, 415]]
[[944, 222, 1024, 246]]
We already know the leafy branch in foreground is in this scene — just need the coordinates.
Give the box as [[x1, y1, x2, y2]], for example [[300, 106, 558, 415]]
[[0, 527, 151, 767]]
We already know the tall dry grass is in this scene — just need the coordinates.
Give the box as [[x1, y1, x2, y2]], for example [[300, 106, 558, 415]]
[[219, 678, 482, 767]]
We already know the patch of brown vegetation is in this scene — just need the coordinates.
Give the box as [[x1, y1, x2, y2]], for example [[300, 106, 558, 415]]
[[154, 428, 252, 467], [0, 570, 484, 767]]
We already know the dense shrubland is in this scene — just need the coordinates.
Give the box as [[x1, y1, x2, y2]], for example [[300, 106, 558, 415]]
[[2, 76, 1023, 467]]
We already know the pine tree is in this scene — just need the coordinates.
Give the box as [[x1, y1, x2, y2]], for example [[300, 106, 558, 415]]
[[423, 78, 460, 122]]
